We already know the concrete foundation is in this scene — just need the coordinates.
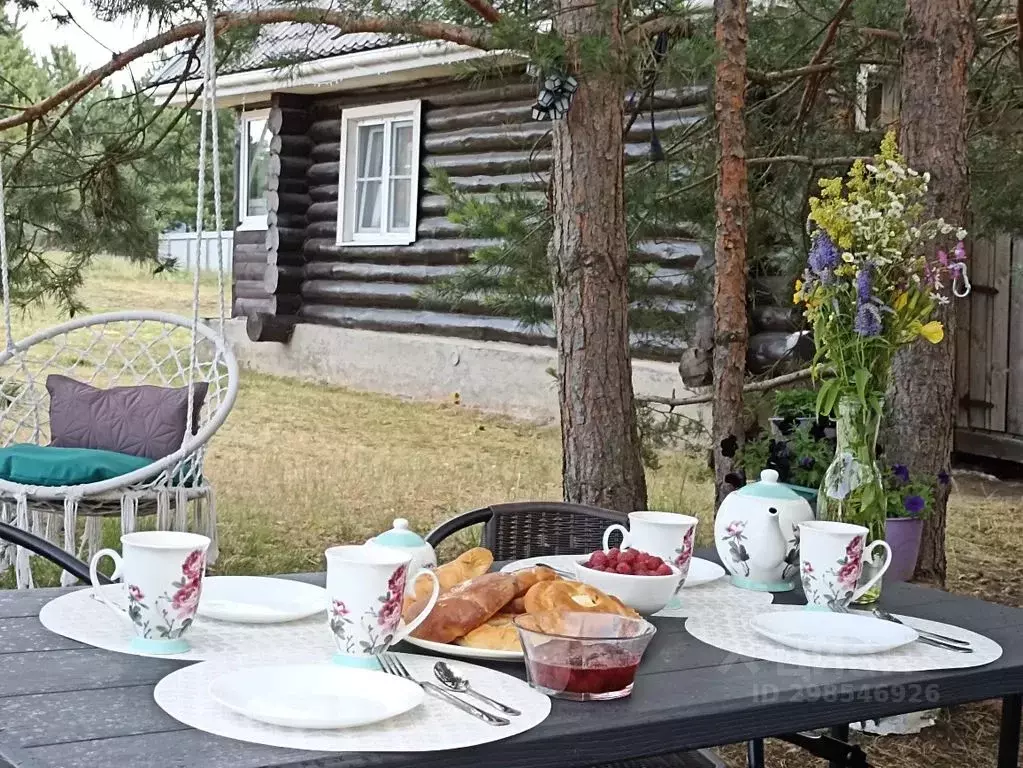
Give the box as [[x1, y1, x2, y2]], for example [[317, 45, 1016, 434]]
[[221, 320, 709, 425]]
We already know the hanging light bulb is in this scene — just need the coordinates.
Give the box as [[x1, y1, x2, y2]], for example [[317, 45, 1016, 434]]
[[531, 74, 580, 121]]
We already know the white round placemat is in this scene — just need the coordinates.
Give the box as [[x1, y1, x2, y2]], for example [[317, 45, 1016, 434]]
[[685, 605, 1002, 671], [40, 585, 335, 661], [154, 653, 551, 752], [654, 579, 775, 619]]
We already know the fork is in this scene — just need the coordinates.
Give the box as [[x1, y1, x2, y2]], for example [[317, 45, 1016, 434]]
[[872, 608, 972, 648], [507, 562, 574, 579], [833, 605, 973, 653], [378, 654, 511, 726]]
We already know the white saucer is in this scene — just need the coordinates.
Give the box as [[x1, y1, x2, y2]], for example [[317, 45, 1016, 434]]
[[209, 664, 424, 729], [684, 558, 726, 587], [403, 635, 524, 661], [197, 576, 327, 624], [750, 610, 918, 655]]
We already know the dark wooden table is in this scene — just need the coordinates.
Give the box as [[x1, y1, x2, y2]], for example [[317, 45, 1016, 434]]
[[1, 575, 1022, 768]]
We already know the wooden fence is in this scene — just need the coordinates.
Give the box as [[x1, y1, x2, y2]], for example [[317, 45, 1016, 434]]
[[955, 235, 1023, 462]]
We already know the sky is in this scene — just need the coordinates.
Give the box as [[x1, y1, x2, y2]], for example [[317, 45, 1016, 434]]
[[12, 0, 164, 87]]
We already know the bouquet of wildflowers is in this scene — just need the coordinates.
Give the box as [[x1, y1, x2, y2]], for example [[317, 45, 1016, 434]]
[[793, 132, 970, 417]]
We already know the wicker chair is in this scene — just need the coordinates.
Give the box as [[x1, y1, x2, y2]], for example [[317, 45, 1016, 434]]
[[428, 501, 726, 768]]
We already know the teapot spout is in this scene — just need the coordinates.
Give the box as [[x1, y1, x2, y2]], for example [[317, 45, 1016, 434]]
[[746, 507, 787, 571]]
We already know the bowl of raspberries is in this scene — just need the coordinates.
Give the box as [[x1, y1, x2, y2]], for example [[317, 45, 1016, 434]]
[[574, 548, 681, 615]]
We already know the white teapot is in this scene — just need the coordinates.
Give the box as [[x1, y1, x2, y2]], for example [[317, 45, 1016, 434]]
[[365, 518, 437, 594], [714, 469, 814, 592]]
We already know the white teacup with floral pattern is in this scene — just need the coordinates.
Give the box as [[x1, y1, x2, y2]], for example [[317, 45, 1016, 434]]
[[89, 531, 210, 655], [798, 521, 891, 610], [602, 511, 699, 583], [325, 544, 440, 668]]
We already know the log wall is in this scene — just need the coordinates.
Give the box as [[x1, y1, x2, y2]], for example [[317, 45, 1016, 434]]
[[291, 75, 707, 359]]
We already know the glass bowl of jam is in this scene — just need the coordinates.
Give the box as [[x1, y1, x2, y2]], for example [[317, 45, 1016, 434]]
[[513, 612, 656, 701]]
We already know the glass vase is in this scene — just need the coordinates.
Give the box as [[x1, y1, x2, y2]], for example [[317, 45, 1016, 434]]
[[816, 397, 887, 604]]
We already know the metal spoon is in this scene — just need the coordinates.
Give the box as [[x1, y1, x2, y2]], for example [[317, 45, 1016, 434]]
[[872, 608, 972, 647], [433, 661, 522, 716]]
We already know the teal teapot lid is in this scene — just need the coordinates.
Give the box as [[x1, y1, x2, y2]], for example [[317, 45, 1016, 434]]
[[371, 518, 429, 548], [735, 469, 804, 501]]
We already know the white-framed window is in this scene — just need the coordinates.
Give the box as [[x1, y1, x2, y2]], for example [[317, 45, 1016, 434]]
[[337, 100, 422, 246], [238, 109, 271, 230]]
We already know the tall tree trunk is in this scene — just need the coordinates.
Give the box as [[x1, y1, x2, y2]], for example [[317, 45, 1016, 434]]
[[711, 0, 750, 506], [548, 0, 647, 512], [891, 0, 974, 586]]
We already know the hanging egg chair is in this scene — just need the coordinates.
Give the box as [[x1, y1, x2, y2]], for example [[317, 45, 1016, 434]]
[[0, 3, 238, 587]]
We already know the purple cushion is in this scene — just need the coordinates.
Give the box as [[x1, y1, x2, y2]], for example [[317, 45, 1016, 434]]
[[46, 374, 209, 461]]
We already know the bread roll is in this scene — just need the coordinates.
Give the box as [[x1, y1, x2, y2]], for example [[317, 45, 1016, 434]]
[[407, 572, 517, 644], [411, 547, 493, 602], [512, 565, 558, 597], [456, 615, 521, 652], [523, 579, 639, 618]]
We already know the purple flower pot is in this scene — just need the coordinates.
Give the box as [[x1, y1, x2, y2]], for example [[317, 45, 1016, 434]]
[[885, 517, 924, 582]]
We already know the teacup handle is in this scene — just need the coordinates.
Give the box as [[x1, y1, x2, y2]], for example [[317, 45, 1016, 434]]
[[89, 549, 128, 619], [394, 569, 440, 643], [602, 524, 631, 551], [851, 540, 892, 602]]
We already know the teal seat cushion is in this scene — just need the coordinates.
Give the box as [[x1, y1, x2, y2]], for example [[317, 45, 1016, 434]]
[[0, 444, 153, 487]]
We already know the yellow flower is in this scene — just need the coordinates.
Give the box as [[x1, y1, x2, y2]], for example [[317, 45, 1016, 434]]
[[919, 321, 944, 344], [894, 292, 909, 311], [793, 280, 803, 305]]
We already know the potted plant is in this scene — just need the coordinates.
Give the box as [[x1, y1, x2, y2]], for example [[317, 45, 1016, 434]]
[[883, 465, 947, 582], [738, 421, 836, 509]]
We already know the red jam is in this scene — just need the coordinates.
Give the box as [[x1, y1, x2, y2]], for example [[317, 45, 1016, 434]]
[[527, 645, 641, 695]]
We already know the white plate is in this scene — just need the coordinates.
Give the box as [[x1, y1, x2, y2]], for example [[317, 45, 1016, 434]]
[[197, 577, 327, 624], [403, 635, 524, 661], [209, 663, 424, 729], [750, 611, 918, 655], [499, 554, 580, 575], [684, 558, 726, 587]]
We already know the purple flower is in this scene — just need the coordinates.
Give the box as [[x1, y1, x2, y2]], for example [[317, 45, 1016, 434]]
[[798, 456, 815, 469], [856, 266, 873, 303], [892, 464, 910, 484], [854, 303, 882, 336], [808, 232, 840, 282], [937, 470, 950, 486], [954, 241, 966, 261], [904, 495, 926, 516]]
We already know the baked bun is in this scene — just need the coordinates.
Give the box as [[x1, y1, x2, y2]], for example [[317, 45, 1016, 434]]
[[407, 572, 517, 644], [411, 547, 493, 602], [523, 579, 639, 618], [512, 565, 558, 597], [456, 615, 521, 652]]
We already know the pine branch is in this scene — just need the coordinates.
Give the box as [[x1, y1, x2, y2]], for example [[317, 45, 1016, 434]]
[[796, 0, 857, 122], [637, 367, 815, 407], [0, 9, 494, 133], [626, 15, 692, 43], [748, 154, 870, 166], [460, 0, 500, 24], [748, 61, 840, 84]]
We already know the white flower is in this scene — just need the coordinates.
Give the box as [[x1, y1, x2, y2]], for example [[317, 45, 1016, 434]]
[[922, 171, 931, 183], [956, 228, 968, 240]]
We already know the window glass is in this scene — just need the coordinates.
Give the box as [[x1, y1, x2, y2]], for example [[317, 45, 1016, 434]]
[[244, 117, 270, 218], [355, 123, 385, 233]]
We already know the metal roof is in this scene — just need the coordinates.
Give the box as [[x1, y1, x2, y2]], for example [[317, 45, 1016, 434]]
[[151, 6, 398, 84]]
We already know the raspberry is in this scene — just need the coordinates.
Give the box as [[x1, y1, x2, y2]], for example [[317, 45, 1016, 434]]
[[655, 563, 673, 576], [590, 550, 609, 568], [649, 556, 665, 569], [606, 547, 621, 561], [620, 549, 638, 564], [616, 562, 633, 575]]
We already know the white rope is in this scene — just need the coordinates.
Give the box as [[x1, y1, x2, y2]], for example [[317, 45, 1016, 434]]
[[61, 496, 80, 587], [0, 158, 13, 351], [186, 2, 216, 440], [209, 13, 227, 336]]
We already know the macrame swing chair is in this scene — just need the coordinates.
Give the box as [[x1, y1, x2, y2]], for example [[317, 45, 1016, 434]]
[[0, 4, 238, 588]]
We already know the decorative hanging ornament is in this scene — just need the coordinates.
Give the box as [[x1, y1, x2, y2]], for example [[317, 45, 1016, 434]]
[[531, 74, 579, 121]]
